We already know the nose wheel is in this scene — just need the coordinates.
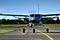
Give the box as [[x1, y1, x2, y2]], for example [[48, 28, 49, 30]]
[[29, 22, 34, 28]]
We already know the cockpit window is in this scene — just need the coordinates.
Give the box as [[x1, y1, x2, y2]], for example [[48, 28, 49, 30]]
[[30, 14, 34, 17], [35, 14, 40, 17], [30, 14, 40, 17]]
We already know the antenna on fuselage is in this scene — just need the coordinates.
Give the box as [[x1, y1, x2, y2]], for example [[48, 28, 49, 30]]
[[37, 0, 42, 25], [38, 0, 39, 14]]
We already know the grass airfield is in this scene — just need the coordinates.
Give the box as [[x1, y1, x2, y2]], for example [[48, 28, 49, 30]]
[[0, 24, 28, 26], [0, 29, 13, 34], [0, 24, 60, 40], [0, 24, 28, 28], [0, 24, 60, 28], [0, 24, 60, 34]]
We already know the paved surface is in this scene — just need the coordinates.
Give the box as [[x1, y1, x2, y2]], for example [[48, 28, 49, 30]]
[[0, 28, 60, 40]]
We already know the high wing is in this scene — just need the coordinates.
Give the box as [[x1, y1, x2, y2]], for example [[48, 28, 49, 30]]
[[0, 13, 29, 23], [0, 13, 60, 16], [41, 13, 60, 16], [0, 13, 29, 17], [40, 13, 60, 24]]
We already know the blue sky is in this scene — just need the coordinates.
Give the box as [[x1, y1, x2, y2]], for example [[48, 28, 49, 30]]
[[0, 0, 60, 19]]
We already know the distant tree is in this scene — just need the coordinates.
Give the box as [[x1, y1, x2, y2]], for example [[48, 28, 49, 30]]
[[6, 19, 11, 24], [1, 19, 6, 24]]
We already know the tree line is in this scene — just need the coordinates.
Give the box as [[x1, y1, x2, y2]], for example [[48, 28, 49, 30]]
[[0, 18, 60, 24], [42, 18, 60, 24], [0, 19, 28, 24]]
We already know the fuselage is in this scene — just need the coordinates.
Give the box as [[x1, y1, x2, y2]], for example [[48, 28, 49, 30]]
[[29, 14, 42, 23]]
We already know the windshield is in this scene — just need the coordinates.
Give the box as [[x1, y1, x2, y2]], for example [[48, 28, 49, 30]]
[[30, 14, 40, 17]]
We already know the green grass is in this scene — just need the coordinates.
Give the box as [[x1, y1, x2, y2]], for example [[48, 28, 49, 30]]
[[0, 29, 13, 34], [43, 24, 60, 28], [34, 24, 60, 28], [0, 24, 28, 28], [0, 24, 60, 28], [0, 24, 28, 26]]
